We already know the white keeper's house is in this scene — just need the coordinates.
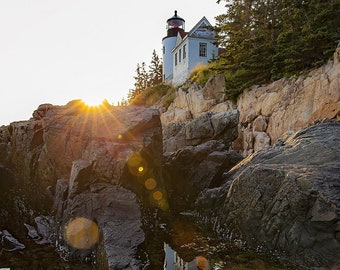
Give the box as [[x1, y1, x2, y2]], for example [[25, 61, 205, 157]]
[[162, 10, 218, 86]]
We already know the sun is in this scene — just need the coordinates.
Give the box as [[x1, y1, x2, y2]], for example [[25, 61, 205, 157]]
[[81, 97, 106, 107]]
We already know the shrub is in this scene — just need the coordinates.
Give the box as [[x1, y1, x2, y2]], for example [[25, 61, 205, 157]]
[[189, 63, 215, 86], [129, 83, 175, 108]]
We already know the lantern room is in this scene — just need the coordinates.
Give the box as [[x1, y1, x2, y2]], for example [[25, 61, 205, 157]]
[[166, 10, 185, 37]]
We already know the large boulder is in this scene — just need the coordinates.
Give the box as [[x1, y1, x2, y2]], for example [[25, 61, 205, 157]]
[[0, 101, 163, 208], [196, 121, 340, 268], [164, 141, 242, 211], [162, 109, 241, 211], [0, 101, 164, 268], [54, 160, 144, 268]]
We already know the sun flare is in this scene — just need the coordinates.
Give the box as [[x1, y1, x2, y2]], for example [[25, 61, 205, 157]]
[[81, 97, 106, 107]]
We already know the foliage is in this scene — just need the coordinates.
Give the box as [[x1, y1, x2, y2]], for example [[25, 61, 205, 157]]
[[215, 0, 340, 99], [189, 63, 216, 86], [148, 50, 163, 86], [162, 89, 176, 109], [128, 49, 163, 103], [133, 62, 149, 95], [129, 83, 175, 108]]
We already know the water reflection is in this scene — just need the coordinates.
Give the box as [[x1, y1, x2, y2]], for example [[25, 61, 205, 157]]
[[164, 244, 210, 270], [0, 238, 92, 269], [1, 213, 300, 269], [160, 214, 298, 270]]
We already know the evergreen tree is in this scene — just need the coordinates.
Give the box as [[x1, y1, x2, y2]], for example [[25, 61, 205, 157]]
[[215, 0, 276, 99], [133, 62, 149, 96], [130, 50, 163, 104], [214, 0, 340, 99], [148, 50, 163, 86], [272, 0, 340, 79]]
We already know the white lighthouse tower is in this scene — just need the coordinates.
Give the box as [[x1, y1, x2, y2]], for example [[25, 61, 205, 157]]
[[162, 10, 185, 84]]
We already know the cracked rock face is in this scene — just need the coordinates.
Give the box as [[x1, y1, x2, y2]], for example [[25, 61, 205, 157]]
[[196, 121, 340, 268], [0, 102, 163, 268]]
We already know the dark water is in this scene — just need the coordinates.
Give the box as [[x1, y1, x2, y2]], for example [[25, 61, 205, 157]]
[[0, 240, 91, 269], [0, 214, 298, 270], [161, 214, 297, 270]]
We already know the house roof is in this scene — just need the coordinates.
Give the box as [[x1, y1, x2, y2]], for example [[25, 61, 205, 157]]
[[171, 17, 215, 52], [187, 16, 213, 37]]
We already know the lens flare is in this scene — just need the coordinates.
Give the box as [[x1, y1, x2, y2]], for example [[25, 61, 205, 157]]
[[127, 152, 142, 167], [158, 198, 169, 211], [127, 151, 148, 176], [196, 256, 209, 270], [145, 178, 157, 190], [153, 190, 163, 201], [65, 217, 99, 249]]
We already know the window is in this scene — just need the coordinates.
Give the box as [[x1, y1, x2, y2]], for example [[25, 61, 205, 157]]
[[163, 46, 165, 55], [175, 53, 178, 66], [183, 45, 186, 59], [199, 43, 207, 57], [179, 49, 182, 63]]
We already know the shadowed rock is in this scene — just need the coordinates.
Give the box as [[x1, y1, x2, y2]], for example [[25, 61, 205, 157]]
[[0, 102, 163, 268], [196, 121, 340, 268]]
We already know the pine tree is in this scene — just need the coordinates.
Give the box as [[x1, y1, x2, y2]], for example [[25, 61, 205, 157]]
[[133, 62, 149, 96], [215, 0, 275, 99], [148, 50, 163, 86], [130, 50, 163, 104], [214, 0, 340, 98]]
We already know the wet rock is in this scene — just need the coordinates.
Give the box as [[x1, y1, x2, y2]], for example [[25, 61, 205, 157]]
[[52, 158, 146, 268], [68, 160, 94, 199], [0, 104, 163, 268], [24, 216, 55, 244], [162, 107, 241, 211], [24, 223, 40, 240], [0, 230, 25, 251], [34, 216, 55, 244], [196, 121, 340, 268], [58, 182, 144, 268], [164, 140, 242, 210], [0, 104, 162, 204]]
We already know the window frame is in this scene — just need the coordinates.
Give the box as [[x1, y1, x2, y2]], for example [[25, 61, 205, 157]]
[[199, 42, 207, 57]]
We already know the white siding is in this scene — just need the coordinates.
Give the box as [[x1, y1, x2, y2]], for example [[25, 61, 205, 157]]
[[172, 37, 218, 86], [162, 36, 177, 83], [172, 39, 189, 86], [188, 38, 217, 72]]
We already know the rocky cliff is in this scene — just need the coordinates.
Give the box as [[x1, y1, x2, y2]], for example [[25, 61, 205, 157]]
[[161, 48, 340, 156], [0, 49, 339, 269], [0, 101, 163, 268], [196, 121, 340, 267], [159, 48, 340, 268]]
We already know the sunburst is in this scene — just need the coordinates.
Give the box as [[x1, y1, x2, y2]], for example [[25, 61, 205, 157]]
[[81, 97, 106, 108]]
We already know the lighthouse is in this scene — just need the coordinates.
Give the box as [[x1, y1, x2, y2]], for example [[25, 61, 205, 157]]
[[162, 10, 185, 84], [162, 11, 218, 86]]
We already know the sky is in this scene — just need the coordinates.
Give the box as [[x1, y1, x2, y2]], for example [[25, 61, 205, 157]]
[[0, 0, 226, 126]]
